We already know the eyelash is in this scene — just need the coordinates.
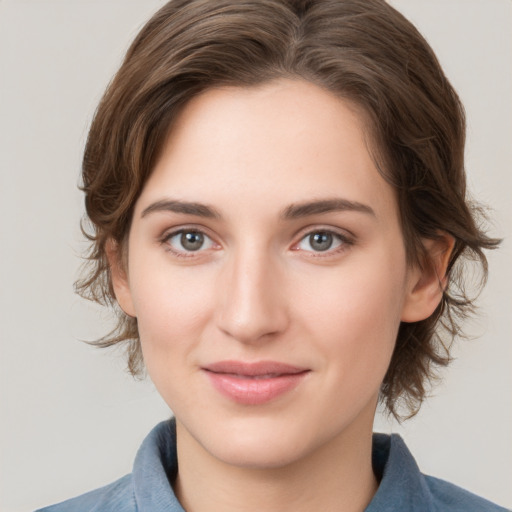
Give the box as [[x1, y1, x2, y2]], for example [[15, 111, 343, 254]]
[[291, 229, 354, 257], [160, 227, 354, 258], [160, 228, 218, 258]]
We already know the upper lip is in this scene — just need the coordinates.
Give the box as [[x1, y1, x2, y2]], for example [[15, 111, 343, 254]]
[[202, 360, 309, 377]]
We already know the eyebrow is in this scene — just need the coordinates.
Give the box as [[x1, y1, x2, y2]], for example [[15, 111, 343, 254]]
[[280, 198, 375, 219], [140, 197, 375, 220], [141, 199, 221, 219]]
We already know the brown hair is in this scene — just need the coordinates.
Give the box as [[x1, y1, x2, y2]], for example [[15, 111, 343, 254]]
[[76, 0, 499, 419]]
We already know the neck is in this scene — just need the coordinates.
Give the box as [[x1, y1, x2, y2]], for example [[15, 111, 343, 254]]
[[174, 407, 378, 512]]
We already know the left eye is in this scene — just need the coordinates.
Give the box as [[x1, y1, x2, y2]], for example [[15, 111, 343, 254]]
[[296, 231, 345, 253], [165, 230, 216, 253]]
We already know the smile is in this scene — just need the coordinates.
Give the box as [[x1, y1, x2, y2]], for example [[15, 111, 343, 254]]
[[202, 360, 310, 405]]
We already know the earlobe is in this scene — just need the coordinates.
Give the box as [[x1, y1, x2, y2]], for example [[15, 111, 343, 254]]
[[401, 234, 455, 323], [106, 238, 136, 318]]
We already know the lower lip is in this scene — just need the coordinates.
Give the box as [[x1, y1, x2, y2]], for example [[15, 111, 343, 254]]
[[204, 371, 309, 405]]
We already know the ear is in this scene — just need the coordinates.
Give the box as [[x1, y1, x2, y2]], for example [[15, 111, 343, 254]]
[[106, 238, 136, 318], [401, 233, 455, 323]]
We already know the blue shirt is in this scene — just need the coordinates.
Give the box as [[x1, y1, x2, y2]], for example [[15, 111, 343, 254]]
[[36, 419, 508, 511]]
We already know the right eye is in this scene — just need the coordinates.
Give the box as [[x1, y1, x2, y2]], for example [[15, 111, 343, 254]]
[[163, 229, 216, 255]]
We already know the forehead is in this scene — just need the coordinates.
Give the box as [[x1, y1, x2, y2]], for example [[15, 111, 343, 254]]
[[135, 79, 397, 224]]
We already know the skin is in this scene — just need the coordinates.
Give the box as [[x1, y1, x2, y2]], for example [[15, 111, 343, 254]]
[[110, 79, 450, 512]]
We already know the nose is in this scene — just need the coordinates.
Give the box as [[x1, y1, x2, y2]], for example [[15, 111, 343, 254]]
[[215, 246, 289, 345]]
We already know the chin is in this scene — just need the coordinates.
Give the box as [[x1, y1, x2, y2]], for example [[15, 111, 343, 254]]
[[193, 414, 337, 471], [208, 434, 310, 470]]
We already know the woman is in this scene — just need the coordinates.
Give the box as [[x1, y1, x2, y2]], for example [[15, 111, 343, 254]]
[[36, 0, 506, 510]]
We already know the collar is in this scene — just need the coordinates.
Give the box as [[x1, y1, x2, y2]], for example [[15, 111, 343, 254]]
[[132, 419, 183, 511], [132, 419, 432, 512], [367, 433, 434, 512]]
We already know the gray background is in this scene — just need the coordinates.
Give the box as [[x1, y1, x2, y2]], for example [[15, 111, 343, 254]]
[[0, 1, 511, 510]]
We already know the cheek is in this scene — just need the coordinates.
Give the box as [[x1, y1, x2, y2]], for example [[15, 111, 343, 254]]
[[129, 261, 217, 366], [293, 249, 408, 373], [132, 271, 217, 413]]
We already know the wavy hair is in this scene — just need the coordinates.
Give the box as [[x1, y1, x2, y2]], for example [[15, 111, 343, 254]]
[[76, 0, 500, 419]]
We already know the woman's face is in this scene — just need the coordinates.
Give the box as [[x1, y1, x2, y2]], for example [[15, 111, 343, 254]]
[[114, 79, 424, 469]]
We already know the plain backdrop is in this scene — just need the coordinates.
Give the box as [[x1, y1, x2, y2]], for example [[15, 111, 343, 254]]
[[0, 1, 511, 511]]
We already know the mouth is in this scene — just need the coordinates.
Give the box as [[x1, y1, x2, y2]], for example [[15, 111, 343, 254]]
[[201, 360, 310, 405]]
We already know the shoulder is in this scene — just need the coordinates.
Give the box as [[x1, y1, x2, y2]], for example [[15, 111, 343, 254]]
[[34, 420, 180, 512], [424, 475, 510, 512], [368, 433, 509, 512], [35, 474, 136, 512]]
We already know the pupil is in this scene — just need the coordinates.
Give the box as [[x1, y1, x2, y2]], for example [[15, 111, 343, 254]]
[[181, 232, 204, 251], [310, 232, 332, 251]]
